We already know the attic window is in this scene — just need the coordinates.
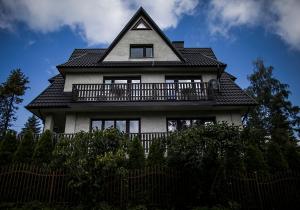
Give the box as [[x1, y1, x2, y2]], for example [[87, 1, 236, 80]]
[[130, 44, 153, 58], [132, 19, 151, 30]]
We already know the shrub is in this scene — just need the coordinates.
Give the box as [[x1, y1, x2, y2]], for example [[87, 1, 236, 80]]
[[244, 144, 267, 173], [127, 137, 145, 169], [0, 131, 18, 165], [147, 138, 166, 166], [32, 130, 53, 165], [51, 129, 128, 206], [266, 142, 289, 172], [14, 130, 34, 163]]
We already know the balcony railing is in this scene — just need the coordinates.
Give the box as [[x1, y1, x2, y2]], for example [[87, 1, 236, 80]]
[[72, 82, 214, 102], [20, 132, 170, 153]]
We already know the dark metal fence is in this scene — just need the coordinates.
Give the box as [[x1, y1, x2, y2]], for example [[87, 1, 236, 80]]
[[1, 164, 300, 209], [72, 82, 213, 102]]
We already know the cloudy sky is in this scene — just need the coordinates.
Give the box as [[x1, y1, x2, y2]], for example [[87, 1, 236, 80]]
[[0, 0, 300, 131]]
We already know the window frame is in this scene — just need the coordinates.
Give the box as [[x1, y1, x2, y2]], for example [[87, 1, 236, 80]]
[[130, 44, 154, 58], [103, 76, 141, 84], [90, 118, 141, 134], [166, 117, 216, 132]]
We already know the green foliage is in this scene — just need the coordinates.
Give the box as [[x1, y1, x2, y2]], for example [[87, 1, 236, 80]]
[[51, 129, 128, 205], [32, 130, 53, 165], [128, 137, 145, 169], [21, 115, 41, 135], [245, 58, 300, 142], [147, 138, 166, 166], [284, 143, 300, 170], [0, 69, 29, 137], [244, 144, 267, 173], [0, 131, 18, 165], [13, 130, 34, 163], [266, 142, 288, 172]]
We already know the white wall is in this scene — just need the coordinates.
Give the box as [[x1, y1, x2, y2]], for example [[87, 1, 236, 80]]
[[64, 111, 242, 133], [44, 115, 54, 131], [103, 17, 180, 62], [64, 73, 103, 92]]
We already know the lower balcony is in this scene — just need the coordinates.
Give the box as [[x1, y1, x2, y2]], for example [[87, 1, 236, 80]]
[[31, 132, 170, 153], [72, 82, 214, 102]]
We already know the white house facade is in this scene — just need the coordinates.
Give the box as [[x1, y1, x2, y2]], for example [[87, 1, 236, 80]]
[[26, 7, 256, 139]]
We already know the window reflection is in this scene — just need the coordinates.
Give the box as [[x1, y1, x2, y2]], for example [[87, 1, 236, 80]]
[[91, 119, 139, 134], [130, 120, 139, 133], [104, 120, 114, 129], [116, 120, 126, 132], [167, 118, 215, 132]]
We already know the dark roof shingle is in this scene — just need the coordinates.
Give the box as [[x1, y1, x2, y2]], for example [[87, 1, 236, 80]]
[[57, 48, 226, 68]]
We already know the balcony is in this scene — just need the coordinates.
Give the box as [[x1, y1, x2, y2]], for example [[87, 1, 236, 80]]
[[29, 132, 170, 153], [72, 82, 214, 102]]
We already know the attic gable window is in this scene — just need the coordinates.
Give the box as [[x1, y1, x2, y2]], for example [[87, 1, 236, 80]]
[[132, 18, 151, 30], [130, 45, 153, 58]]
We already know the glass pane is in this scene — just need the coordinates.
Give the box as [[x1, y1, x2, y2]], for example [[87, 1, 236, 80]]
[[194, 79, 201, 83], [131, 79, 140, 83], [145, 47, 153, 57], [104, 80, 112, 84], [178, 79, 192, 83], [116, 120, 126, 132], [129, 120, 139, 133], [91, 120, 102, 131], [114, 80, 128, 84], [104, 120, 114, 129], [130, 47, 144, 58], [168, 120, 177, 132], [165, 79, 175, 83], [192, 119, 203, 126], [178, 120, 191, 130]]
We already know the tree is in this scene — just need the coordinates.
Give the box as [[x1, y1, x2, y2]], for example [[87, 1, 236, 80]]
[[266, 142, 289, 172], [21, 115, 41, 135], [245, 59, 300, 143], [14, 130, 34, 163], [147, 138, 166, 166], [0, 69, 29, 137], [127, 137, 145, 169], [0, 131, 18, 165], [244, 144, 267, 173], [32, 130, 53, 165]]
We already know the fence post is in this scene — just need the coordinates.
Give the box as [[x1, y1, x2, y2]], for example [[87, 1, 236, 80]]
[[49, 170, 55, 203], [255, 172, 264, 210]]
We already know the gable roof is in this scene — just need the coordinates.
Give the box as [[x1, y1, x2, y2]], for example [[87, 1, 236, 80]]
[[98, 7, 185, 62], [26, 72, 256, 111]]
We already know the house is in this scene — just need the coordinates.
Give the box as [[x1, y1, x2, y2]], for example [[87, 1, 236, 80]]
[[26, 7, 256, 141]]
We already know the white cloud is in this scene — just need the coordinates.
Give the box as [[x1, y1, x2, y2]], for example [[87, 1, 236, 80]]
[[207, 0, 300, 50], [0, 0, 198, 46]]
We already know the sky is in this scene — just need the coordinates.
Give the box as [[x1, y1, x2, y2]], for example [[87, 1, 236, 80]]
[[0, 0, 300, 132]]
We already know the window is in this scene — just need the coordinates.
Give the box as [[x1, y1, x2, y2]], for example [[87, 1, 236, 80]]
[[91, 119, 140, 133], [130, 45, 153, 58], [167, 117, 215, 132], [104, 77, 141, 84]]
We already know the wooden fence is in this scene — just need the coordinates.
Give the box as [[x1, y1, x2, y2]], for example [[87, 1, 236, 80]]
[[1, 164, 300, 209]]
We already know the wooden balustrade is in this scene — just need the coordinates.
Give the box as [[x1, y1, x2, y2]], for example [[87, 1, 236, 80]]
[[72, 82, 213, 102]]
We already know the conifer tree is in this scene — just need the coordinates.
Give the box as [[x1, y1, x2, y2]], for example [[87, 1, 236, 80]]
[[21, 115, 41, 135]]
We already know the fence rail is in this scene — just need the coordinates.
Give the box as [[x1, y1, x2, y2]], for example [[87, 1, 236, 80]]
[[1, 164, 300, 209], [72, 82, 214, 102]]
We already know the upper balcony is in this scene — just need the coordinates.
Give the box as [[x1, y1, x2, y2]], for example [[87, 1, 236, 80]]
[[72, 82, 215, 102]]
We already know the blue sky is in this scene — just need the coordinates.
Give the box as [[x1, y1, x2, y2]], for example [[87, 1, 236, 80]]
[[0, 0, 300, 132]]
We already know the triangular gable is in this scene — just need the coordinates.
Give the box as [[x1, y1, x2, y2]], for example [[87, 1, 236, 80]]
[[99, 7, 184, 62]]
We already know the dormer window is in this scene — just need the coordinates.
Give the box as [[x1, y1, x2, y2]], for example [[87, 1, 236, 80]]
[[130, 44, 153, 58]]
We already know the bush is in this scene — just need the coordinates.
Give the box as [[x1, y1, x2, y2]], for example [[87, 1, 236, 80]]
[[0, 131, 18, 165], [51, 129, 128, 206], [32, 130, 53, 165], [128, 137, 145, 169], [266, 142, 289, 172], [244, 144, 267, 173], [14, 130, 34, 163], [147, 138, 166, 166]]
